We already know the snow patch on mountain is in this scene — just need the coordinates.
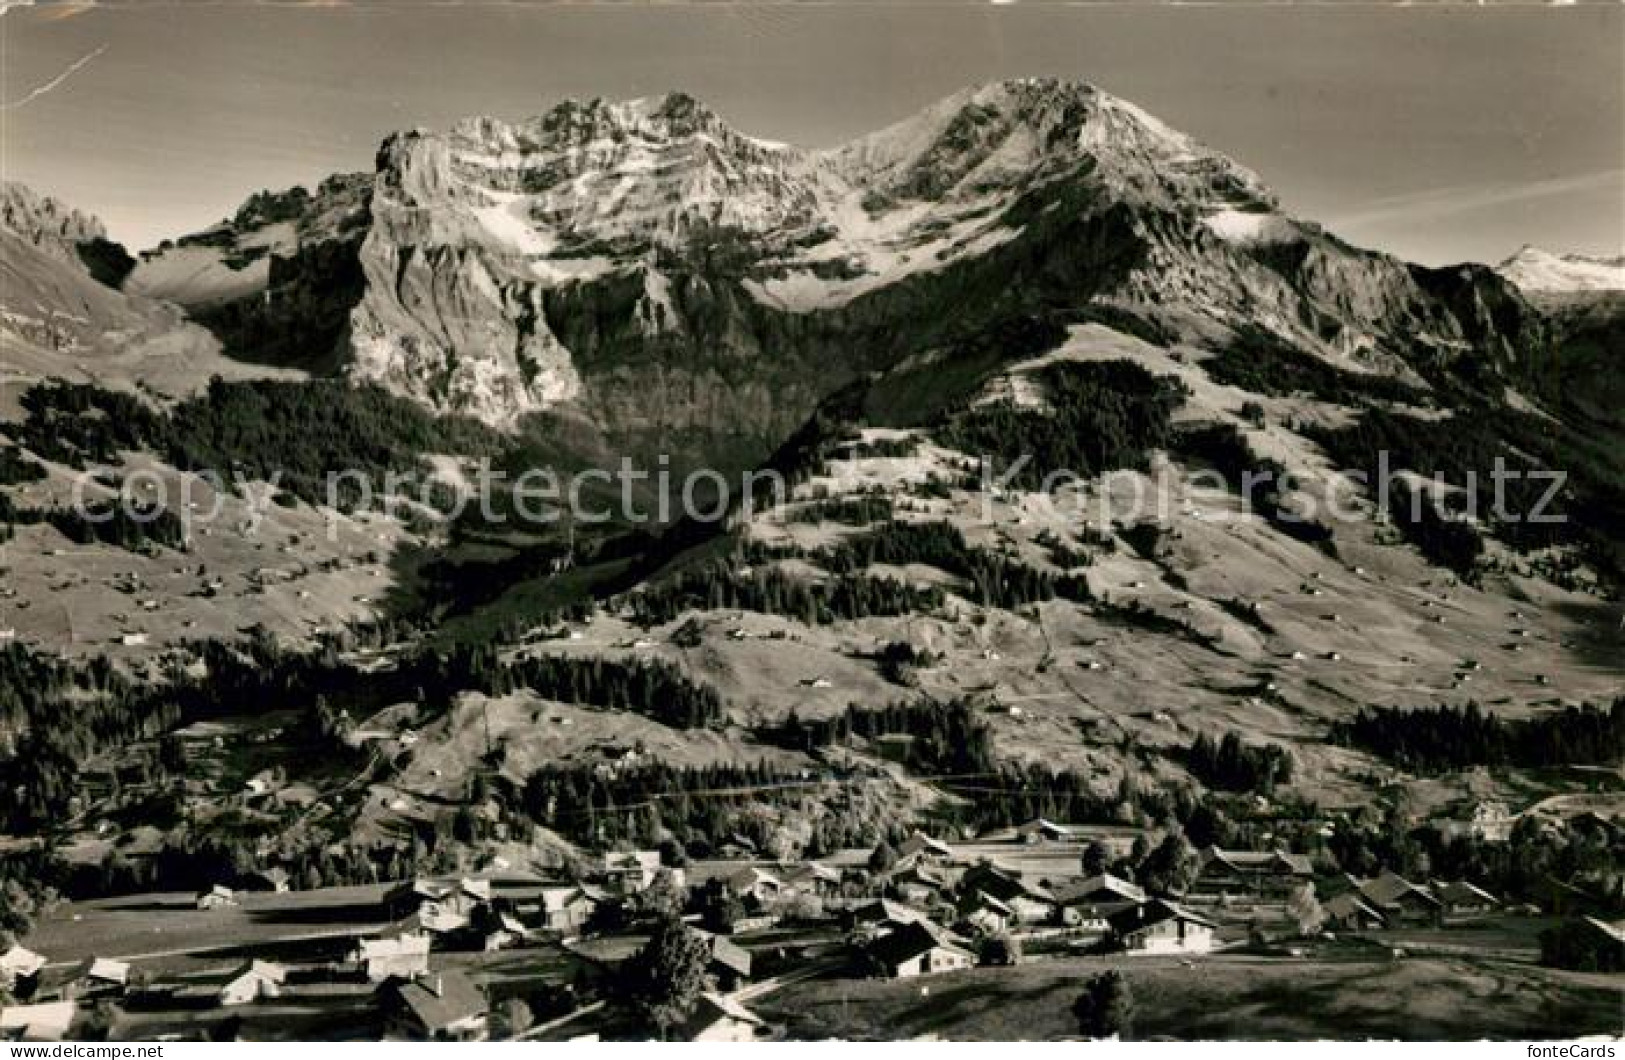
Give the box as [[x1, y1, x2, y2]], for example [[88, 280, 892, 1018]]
[[1497, 246, 1625, 294]]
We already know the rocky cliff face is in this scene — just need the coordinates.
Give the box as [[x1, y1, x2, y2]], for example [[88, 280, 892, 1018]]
[[127, 174, 371, 370], [0, 182, 152, 354], [329, 83, 1541, 472], [1, 181, 110, 252], [38, 81, 1548, 470]]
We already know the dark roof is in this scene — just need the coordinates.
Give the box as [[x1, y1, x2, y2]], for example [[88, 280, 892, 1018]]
[[1359, 871, 1442, 911], [1107, 899, 1216, 936], [866, 922, 971, 969], [388, 971, 486, 1032], [960, 863, 1051, 905], [1199, 847, 1313, 876], [849, 898, 930, 927], [1051, 874, 1146, 906]]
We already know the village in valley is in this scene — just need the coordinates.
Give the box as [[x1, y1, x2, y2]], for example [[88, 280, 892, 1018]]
[[3, 805, 1622, 1042]]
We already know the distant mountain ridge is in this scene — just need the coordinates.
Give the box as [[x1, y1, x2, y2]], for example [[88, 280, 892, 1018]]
[[6, 80, 1559, 472]]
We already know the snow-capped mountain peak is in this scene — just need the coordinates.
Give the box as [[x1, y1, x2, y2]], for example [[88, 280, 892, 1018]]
[[119, 80, 1545, 443], [1497, 245, 1625, 294]]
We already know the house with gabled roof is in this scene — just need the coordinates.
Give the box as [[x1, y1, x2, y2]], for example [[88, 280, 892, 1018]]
[[219, 960, 285, 1006], [1433, 879, 1499, 916], [844, 898, 932, 938], [1054, 873, 1148, 907], [534, 885, 598, 933], [955, 891, 1015, 936], [864, 921, 975, 979], [724, 866, 785, 906], [601, 851, 663, 893], [1323, 891, 1387, 931], [889, 861, 952, 906], [383, 879, 451, 919], [381, 971, 489, 1041], [1357, 871, 1443, 922], [1190, 847, 1314, 899], [1108, 899, 1217, 955], [690, 930, 753, 988], [352, 930, 432, 982], [896, 832, 954, 865], [1051, 873, 1148, 930], [1013, 818, 1087, 844], [780, 861, 843, 899], [679, 992, 767, 1042], [958, 863, 1055, 923]]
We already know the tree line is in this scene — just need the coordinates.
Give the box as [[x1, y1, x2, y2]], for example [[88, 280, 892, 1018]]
[[1184, 730, 1295, 796], [1329, 699, 1624, 774], [764, 697, 996, 776], [935, 359, 1187, 490]]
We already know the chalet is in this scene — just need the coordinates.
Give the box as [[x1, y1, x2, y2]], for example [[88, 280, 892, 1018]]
[[219, 961, 285, 1006], [196, 884, 239, 910], [382, 971, 489, 1042], [535, 885, 598, 933], [1052, 874, 1148, 929], [0, 946, 46, 993], [955, 891, 1015, 936], [889, 862, 951, 906], [0, 1001, 76, 1042], [865, 922, 975, 979], [1323, 892, 1387, 931], [679, 993, 767, 1043], [1357, 871, 1443, 923], [780, 862, 843, 899], [1190, 847, 1314, 900], [845, 898, 931, 937], [1013, 818, 1090, 845], [1108, 899, 1218, 955], [601, 851, 662, 894], [1433, 880, 1499, 916], [896, 833, 954, 865], [1054, 873, 1147, 907], [352, 930, 432, 982], [476, 909, 531, 952], [725, 866, 785, 906], [383, 879, 450, 920], [958, 863, 1055, 924]]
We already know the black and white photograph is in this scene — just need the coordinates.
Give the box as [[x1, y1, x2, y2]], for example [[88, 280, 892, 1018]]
[[0, 0, 1621, 1045]]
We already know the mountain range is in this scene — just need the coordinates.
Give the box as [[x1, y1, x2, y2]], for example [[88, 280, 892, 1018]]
[[11, 80, 1615, 480]]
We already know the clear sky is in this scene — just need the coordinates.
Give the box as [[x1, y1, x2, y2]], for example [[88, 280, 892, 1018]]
[[2, 0, 1620, 266]]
